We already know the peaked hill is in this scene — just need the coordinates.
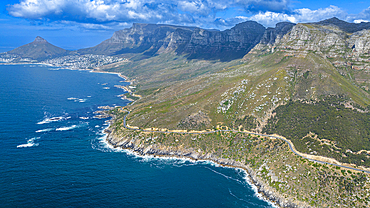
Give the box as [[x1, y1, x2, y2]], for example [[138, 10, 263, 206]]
[[7, 36, 68, 61], [315, 17, 370, 33]]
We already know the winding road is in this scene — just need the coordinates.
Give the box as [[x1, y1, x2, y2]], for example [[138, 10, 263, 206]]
[[121, 111, 370, 174]]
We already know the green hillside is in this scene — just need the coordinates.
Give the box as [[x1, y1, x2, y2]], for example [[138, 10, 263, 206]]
[[104, 46, 370, 169], [105, 19, 370, 207]]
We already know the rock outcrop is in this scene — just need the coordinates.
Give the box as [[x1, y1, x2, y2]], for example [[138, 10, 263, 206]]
[[348, 29, 370, 55], [255, 18, 370, 56], [253, 19, 370, 89], [178, 111, 212, 130], [260, 22, 296, 45]]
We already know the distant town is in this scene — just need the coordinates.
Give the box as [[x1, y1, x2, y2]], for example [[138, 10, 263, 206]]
[[0, 53, 128, 70]]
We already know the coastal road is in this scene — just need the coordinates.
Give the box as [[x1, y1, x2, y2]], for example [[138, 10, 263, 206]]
[[121, 111, 370, 174]]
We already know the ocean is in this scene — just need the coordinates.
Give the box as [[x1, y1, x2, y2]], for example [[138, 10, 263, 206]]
[[0, 64, 273, 207]]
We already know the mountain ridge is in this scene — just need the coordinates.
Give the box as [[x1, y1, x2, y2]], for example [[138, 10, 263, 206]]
[[78, 21, 266, 61], [315, 17, 370, 33]]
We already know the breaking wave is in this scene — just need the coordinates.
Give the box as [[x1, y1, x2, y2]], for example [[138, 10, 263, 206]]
[[35, 128, 54, 133], [17, 137, 40, 148], [37, 116, 70, 125], [55, 122, 88, 131], [56, 125, 77, 131], [37, 116, 63, 124]]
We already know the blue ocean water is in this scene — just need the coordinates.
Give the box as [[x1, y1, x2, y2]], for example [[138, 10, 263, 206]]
[[0, 64, 273, 208]]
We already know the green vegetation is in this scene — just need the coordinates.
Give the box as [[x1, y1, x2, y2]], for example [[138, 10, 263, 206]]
[[102, 21, 370, 208], [263, 96, 370, 167], [125, 94, 140, 101], [109, 122, 370, 208], [233, 115, 258, 130]]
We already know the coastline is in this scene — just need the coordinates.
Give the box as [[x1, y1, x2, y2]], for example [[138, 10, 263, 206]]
[[1, 63, 287, 207], [0, 62, 134, 89], [0, 63, 284, 208], [103, 123, 309, 208], [0, 62, 54, 66], [0, 62, 126, 77], [95, 69, 366, 207], [9, 62, 367, 207]]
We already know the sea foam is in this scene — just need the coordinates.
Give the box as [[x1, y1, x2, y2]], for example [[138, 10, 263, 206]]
[[56, 125, 77, 131], [36, 128, 54, 133], [67, 97, 78, 100], [17, 137, 40, 148], [37, 116, 64, 124], [100, 129, 278, 208], [55, 122, 88, 131]]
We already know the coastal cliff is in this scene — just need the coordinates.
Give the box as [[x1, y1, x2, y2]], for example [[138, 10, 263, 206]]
[[105, 127, 307, 208], [102, 108, 370, 208]]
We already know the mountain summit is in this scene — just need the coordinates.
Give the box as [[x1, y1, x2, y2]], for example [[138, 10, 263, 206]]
[[7, 36, 68, 61], [315, 17, 370, 33], [33, 36, 48, 43]]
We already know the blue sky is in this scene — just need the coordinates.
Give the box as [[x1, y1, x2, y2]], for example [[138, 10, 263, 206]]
[[1, 0, 370, 52]]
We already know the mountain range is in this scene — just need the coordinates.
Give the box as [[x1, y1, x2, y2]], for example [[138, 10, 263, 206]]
[[78, 21, 266, 61], [5, 17, 370, 62], [94, 16, 370, 169], [3, 17, 370, 207], [99, 17, 370, 208], [3, 17, 370, 166]]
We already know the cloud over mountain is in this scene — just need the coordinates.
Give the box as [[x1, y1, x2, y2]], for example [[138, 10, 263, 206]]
[[6, 0, 370, 29], [249, 5, 347, 27], [7, 0, 290, 24]]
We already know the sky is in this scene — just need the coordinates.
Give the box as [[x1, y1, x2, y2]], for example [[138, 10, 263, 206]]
[[1, 0, 370, 52]]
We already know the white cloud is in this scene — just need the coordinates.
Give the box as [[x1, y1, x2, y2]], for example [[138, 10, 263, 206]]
[[81, 23, 112, 30], [8, 0, 170, 22], [352, 6, 370, 22], [354, 19, 369, 23], [178, 0, 209, 15], [248, 11, 296, 26], [8, 0, 66, 19], [7, 0, 291, 24], [6, 0, 370, 30], [249, 5, 347, 27], [235, 0, 290, 13]]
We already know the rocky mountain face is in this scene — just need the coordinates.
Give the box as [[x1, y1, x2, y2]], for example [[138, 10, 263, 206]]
[[7, 36, 68, 61], [79, 21, 266, 61], [259, 22, 296, 45], [78, 24, 195, 56], [253, 18, 370, 93], [5, 18, 370, 65], [102, 18, 370, 208]]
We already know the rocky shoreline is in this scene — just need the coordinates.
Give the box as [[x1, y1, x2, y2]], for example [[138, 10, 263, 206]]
[[105, 126, 311, 208]]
